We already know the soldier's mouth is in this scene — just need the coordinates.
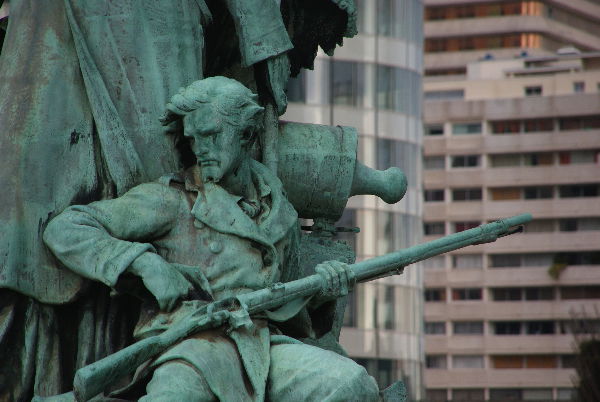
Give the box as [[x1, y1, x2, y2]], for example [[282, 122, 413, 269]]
[[199, 160, 219, 167]]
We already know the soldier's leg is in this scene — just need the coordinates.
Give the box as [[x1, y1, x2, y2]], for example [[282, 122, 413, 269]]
[[139, 334, 254, 402], [140, 360, 216, 402], [267, 343, 380, 402]]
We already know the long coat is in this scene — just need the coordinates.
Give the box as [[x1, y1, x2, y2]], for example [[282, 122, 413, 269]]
[[44, 160, 308, 400]]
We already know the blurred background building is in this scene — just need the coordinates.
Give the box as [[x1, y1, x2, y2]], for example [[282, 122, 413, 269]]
[[421, 1, 600, 401], [283, 0, 425, 399]]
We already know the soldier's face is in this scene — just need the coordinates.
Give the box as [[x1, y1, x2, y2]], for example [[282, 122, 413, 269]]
[[184, 106, 245, 183]]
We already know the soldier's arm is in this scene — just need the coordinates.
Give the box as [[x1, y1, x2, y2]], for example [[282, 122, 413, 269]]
[[43, 183, 180, 291]]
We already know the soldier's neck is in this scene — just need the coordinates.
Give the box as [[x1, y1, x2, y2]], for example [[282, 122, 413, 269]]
[[219, 157, 255, 200]]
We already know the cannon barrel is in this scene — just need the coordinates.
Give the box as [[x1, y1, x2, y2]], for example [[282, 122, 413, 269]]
[[277, 122, 407, 221]]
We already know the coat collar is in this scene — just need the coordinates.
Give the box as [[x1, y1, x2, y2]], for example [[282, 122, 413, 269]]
[[170, 160, 297, 249]]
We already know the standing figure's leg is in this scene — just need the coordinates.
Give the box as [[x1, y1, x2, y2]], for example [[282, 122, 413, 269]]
[[268, 343, 380, 402]]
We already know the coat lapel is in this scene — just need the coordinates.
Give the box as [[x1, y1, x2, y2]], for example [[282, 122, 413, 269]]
[[192, 182, 273, 248], [190, 161, 298, 249]]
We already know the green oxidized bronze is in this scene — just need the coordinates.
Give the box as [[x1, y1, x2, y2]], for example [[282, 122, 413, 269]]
[[42, 77, 530, 401], [0, 1, 532, 401]]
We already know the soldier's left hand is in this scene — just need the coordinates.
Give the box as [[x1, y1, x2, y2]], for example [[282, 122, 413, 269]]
[[315, 260, 356, 300]]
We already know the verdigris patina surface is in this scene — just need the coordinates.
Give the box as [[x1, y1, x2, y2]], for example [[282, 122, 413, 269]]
[[43, 77, 379, 401], [41, 77, 531, 401], [0, 1, 357, 399]]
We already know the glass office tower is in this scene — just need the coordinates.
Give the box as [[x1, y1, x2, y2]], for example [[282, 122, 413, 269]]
[[283, 1, 425, 399]]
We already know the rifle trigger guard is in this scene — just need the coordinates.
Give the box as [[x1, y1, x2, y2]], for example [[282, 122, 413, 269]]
[[227, 299, 254, 332]]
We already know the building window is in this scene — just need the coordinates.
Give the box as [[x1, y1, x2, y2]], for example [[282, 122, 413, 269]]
[[560, 286, 600, 300], [451, 155, 479, 168], [560, 355, 576, 369], [492, 356, 523, 369], [423, 255, 446, 270], [453, 254, 483, 269], [425, 124, 444, 136], [489, 153, 520, 167], [525, 287, 554, 300], [525, 321, 555, 335], [424, 89, 464, 100], [382, 286, 395, 330], [559, 150, 600, 165], [424, 189, 445, 202], [490, 388, 522, 400], [523, 118, 553, 132], [452, 355, 484, 369], [453, 221, 480, 233], [523, 219, 555, 233], [286, 71, 306, 103], [453, 321, 484, 335], [425, 288, 446, 302], [452, 122, 482, 135], [523, 186, 553, 199], [561, 319, 600, 334], [424, 156, 445, 170], [491, 120, 520, 134], [559, 184, 599, 198], [526, 355, 557, 368], [452, 188, 482, 201], [574, 81, 585, 93], [559, 115, 600, 130], [452, 288, 482, 301], [492, 288, 522, 301], [453, 389, 485, 401], [489, 187, 520, 200], [490, 254, 521, 268], [559, 217, 600, 232], [425, 389, 447, 401], [424, 222, 445, 235], [426, 355, 447, 369], [524, 85, 542, 96], [332, 61, 370, 108], [343, 289, 357, 327], [555, 251, 600, 266], [494, 321, 521, 335], [557, 389, 576, 400], [523, 153, 553, 166], [425, 322, 446, 335]]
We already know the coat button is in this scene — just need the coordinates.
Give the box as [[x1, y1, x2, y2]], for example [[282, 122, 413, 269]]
[[209, 241, 222, 254]]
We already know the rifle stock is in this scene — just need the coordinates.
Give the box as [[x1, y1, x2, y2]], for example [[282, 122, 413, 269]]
[[74, 213, 532, 401]]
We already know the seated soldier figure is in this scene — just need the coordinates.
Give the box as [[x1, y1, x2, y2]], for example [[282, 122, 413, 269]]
[[44, 77, 380, 401]]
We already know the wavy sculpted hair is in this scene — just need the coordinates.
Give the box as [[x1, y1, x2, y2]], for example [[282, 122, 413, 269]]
[[160, 76, 264, 139]]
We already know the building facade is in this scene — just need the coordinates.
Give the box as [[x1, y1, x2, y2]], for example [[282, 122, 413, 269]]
[[424, 0, 600, 76], [283, 0, 425, 399], [422, 52, 600, 401]]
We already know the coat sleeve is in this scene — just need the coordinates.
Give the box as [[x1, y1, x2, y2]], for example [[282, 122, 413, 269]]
[[224, 0, 293, 67], [43, 183, 182, 288]]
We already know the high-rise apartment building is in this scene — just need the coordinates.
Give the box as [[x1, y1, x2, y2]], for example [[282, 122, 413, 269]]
[[422, 51, 600, 401], [424, 0, 600, 76], [284, 0, 425, 399]]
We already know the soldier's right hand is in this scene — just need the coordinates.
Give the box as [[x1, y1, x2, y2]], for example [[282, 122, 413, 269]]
[[128, 252, 195, 312]]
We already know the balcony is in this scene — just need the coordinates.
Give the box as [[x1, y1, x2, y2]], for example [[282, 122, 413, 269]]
[[484, 164, 600, 187], [425, 299, 600, 321], [425, 368, 574, 388], [425, 334, 575, 355], [425, 15, 600, 50], [484, 198, 600, 220]]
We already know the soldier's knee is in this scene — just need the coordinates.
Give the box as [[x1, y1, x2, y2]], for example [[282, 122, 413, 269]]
[[336, 363, 379, 401], [141, 361, 215, 402]]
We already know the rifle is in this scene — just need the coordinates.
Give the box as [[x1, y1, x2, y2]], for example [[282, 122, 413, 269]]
[[73, 213, 532, 401]]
